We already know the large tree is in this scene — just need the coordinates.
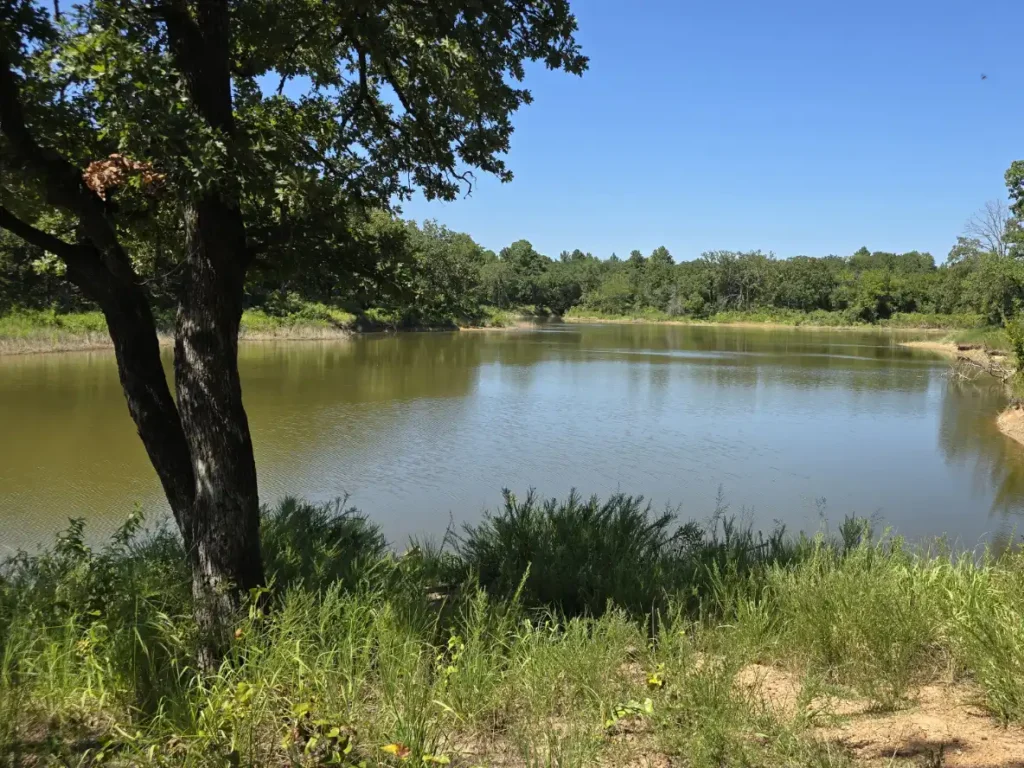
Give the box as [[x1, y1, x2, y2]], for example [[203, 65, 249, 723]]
[[964, 200, 1012, 259], [0, 0, 585, 661]]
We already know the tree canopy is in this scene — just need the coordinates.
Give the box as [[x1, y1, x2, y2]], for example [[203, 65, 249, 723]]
[[0, 0, 587, 664]]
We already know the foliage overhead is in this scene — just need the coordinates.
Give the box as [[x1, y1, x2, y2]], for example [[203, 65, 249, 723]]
[[0, 0, 587, 276]]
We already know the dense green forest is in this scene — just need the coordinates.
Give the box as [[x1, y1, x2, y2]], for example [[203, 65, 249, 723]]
[[6, 200, 1024, 328]]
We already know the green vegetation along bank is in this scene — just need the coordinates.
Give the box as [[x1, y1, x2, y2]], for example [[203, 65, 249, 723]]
[[6, 194, 1024, 357], [0, 305, 532, 356], [0, 305, 996, 356], [3, 491, 1024, 767]]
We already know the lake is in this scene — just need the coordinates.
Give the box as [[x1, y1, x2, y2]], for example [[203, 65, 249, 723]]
[[3, 323, 1024, 553]]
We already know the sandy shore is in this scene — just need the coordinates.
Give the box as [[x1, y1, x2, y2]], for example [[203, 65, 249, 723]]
[[997, 406, 1024, 447], [0, 322, 548, 357], [458, 320, 541, 332], [898, 340, 1011, 373], [564, 316, 950, 333], [898, 340, 959, 357], [0, 327, 362, 357], [0, 317, 956, 356]]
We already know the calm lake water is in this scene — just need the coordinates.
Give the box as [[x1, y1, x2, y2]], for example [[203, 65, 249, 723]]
[[3, 323, 1024, 552]]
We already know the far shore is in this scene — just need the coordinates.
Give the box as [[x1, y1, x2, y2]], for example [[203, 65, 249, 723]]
[[563, 314, 952, 333], [0, 320, 542, 357], [0, 314, 983, 358], [0, 327, 360, 357], [0, 315, 961, 357]]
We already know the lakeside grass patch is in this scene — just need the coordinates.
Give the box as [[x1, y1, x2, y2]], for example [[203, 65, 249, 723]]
[[240, 305, 357, 334], [0, 304, 547, 353], [0, 309, 115, 353], [3, 492, 1024, 766], [949, 326, 1012, 352]]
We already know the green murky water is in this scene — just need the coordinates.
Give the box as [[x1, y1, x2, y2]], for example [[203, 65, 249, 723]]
[[3, 324, 1023, 552]]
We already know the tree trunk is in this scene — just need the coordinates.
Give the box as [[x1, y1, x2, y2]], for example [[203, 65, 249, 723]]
[[1, 4, 265, 671], [65, 255, 197, 544], [175, 199, 264, 667]]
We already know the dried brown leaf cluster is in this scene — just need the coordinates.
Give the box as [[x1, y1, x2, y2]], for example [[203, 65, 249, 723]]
[[82, 154, 165, 200]]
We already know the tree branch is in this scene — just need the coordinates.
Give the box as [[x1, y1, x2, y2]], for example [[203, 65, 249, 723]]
[[275, 19, 332, 95], [376, 56, 419, 125], [152, 0, 235, 134], [0, 49, 134, 282], [0, 206, 79, 260], [340, 46, 370, 133], [150, 1, 206, 83]]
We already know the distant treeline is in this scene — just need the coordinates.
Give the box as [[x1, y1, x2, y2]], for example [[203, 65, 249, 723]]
[[3, 207, 1024, 327]]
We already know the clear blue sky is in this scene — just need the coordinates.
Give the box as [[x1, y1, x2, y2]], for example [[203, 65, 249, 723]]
[[400, 0, 1023, 262]]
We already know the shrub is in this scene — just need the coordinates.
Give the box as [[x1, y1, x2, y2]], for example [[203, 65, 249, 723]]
[[261, 496, 387, 592], [457, 489, 692, 617], [1004, 314, 1024, 374]]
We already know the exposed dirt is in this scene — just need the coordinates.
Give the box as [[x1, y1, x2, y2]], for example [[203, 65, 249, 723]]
[[0, 328, 361, 356], [901, 340, 1012, 374], [740, 665, 1024, 768], [997, 405, 1024, 449], [458, 321, 541, 331], [900, 340, 961, 357], [565, 316, 949, 333]]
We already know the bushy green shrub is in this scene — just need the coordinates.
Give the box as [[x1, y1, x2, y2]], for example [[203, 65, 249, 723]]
[[457, 489, 693, 616], [261, 496, 387, 592]]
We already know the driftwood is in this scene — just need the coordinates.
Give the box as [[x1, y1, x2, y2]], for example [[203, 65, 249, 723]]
[[952, 348, 1016, 383]]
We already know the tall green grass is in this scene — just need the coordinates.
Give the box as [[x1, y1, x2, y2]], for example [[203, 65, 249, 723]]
[[0, 309, 114, 352], [948, 325, 1011, 351], [0, 308, 110, 337], [3, 492, 1024, 767], [240, 305, 357, 334]]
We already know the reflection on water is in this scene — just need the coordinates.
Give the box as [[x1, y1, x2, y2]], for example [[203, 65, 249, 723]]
[[2, 324, 1023, 551], [937, 378, 1024, 526]]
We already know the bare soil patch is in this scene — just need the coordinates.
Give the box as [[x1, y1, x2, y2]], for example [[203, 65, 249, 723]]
[[741, 665, 1024, 767]]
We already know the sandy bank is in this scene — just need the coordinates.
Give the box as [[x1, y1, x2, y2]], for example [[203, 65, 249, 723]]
[[0, 322, 547, 357], [899, 340, 1014, 374], [899, 340, 960, 356], [2, 316, 957, 356], [564, 315, 950, 333], [0, 327, 359, 357], [998, 405, 1024, 447], [458, 320, 540, 332]]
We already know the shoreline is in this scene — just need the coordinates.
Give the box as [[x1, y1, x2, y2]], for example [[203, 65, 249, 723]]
[[997, 406, 1024, 446], [0, 317, 945, 357], [0, 328, 358, 357], [562, 314, 954, 333], [0, 322, 545, 357], [898, 340, 960, 357], [900, 340, 1024, 449], [0, 316, 972, 358]]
